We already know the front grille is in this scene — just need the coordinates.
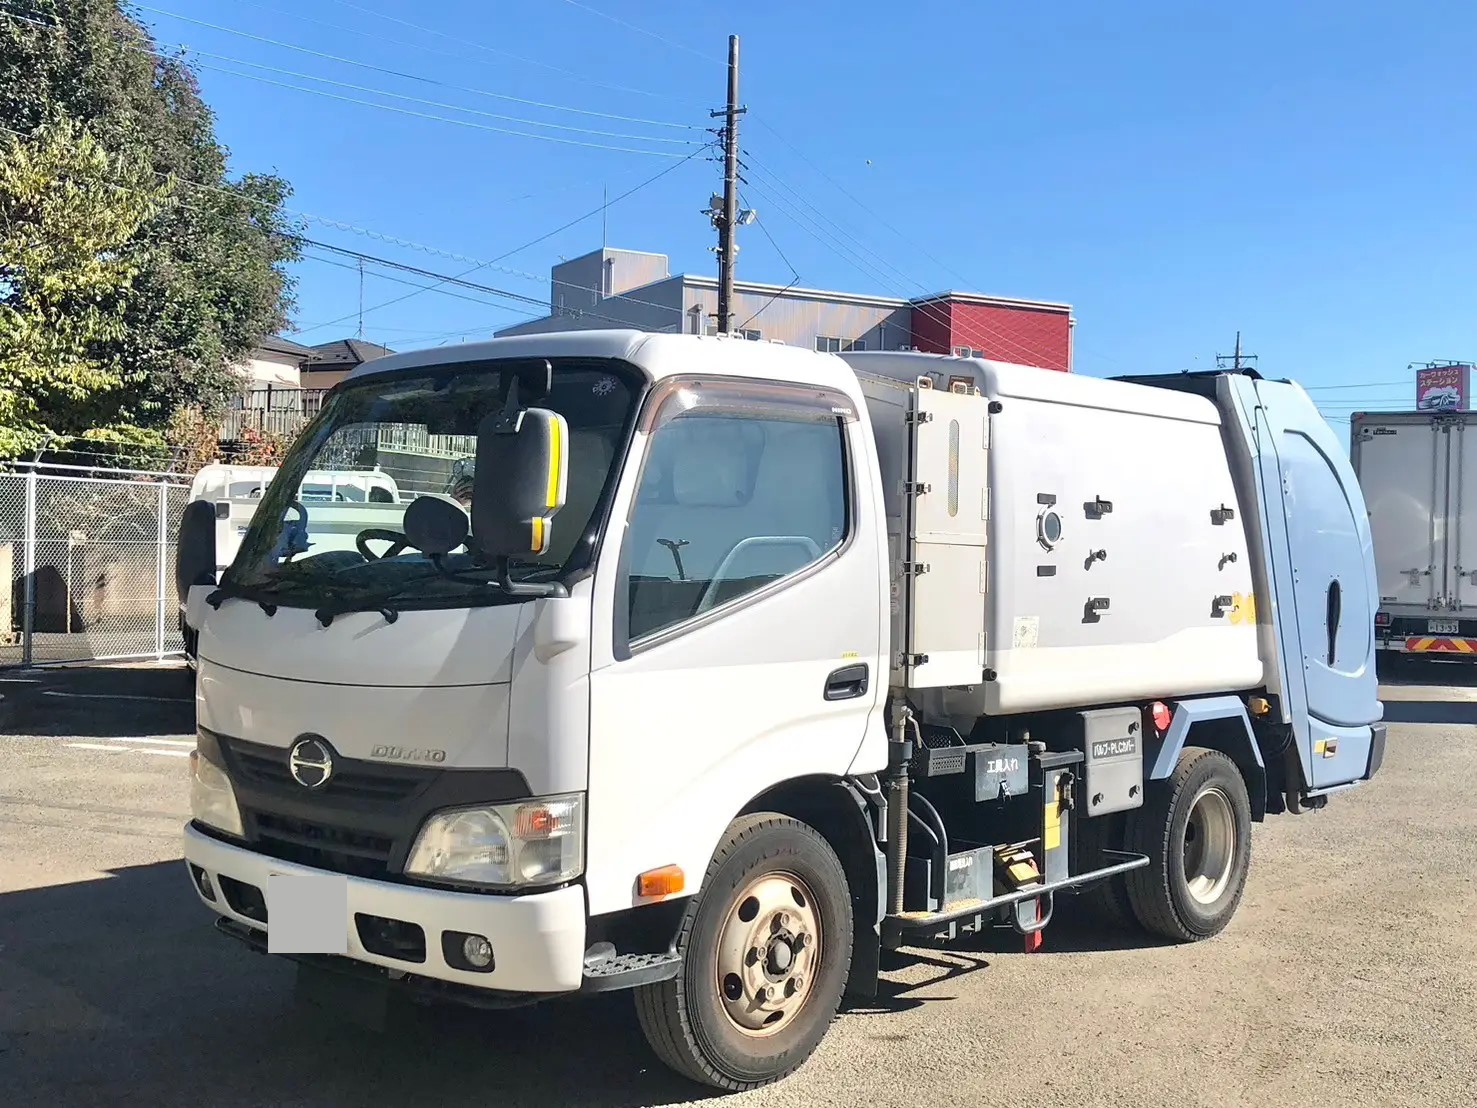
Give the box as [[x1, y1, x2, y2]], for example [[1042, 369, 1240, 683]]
[[254, 813, 395, 879], [201, 727, 532, 883], [223, 737, 432, 803]]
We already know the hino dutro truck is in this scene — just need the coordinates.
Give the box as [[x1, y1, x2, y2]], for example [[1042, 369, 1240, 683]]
[[175, 331, 1385, 1090], [1351, 408, 1477, 662]]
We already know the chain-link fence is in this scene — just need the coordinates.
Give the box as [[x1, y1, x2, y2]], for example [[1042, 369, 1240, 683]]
[[0, 467, 190, 666]]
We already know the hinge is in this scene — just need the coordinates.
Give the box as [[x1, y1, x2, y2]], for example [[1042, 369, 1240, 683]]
[[903, 481, 933, 496], [902, 561, 930, 576], [902, 652, 930, 668], [905, 410, 934, 424]]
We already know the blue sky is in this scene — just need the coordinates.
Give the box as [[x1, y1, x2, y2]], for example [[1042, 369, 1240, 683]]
[[135, 0, 1477, 423]]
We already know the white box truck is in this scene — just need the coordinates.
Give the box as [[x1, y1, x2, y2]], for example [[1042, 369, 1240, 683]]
[[1352, 409, 1477, 660], [175, 332, 1384, 1090]]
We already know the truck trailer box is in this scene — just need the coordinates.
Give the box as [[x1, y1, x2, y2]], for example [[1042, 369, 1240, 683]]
[[1351, 409, 1477, 657]]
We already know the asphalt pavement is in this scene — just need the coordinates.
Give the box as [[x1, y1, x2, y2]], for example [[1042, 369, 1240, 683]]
[[1, 662, 1474, 1108]]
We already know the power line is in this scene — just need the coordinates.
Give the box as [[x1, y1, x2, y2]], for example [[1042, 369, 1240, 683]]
[[171, 46, 701, 144], [131, 4, 698, 127], [317, 0, 690, 104], [556, 0, 721, 63], [741, 175, 1048, 366], [0, 120, 702, 333], [185, 60, 693, 157], [297, 145, 710, 333], [3, 6, 698, 155]]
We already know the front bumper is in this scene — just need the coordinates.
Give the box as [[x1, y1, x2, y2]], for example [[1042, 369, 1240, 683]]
[[183, 822, 587, 993]]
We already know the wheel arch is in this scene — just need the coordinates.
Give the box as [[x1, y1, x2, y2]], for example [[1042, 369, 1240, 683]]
[[1147, 697, 1267, 821], [739, 775, 884, 998]]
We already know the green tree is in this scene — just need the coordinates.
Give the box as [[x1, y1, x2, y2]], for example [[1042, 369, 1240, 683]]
[[0, 0, 301, 460], [0, 121, 163, 457]]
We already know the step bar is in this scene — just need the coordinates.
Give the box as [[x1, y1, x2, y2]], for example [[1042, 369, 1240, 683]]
[[882, 849, 1149, 946]]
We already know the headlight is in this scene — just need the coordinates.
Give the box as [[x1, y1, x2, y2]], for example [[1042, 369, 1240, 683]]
[[190, 745, 243, 837], [404, 793, 584, 888]]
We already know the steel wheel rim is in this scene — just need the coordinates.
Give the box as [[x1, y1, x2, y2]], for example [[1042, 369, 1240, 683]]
[[713, 871, 821, 1038], [1183, 785, 1236, 905]]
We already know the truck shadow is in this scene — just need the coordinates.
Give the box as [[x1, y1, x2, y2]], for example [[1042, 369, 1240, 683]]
[[0, 862, 708, 1107], [0, 663, 194, 739], [1380, 699, 1477, 725]]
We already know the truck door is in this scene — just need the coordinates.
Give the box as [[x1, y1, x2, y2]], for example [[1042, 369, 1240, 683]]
[[1354, 417, 1443, 612], [584, 377, 887, 917], [1442, 419, 1477, 614], [1255, 383, 1381, 789]]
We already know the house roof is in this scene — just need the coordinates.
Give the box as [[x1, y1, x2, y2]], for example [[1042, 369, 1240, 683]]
[[308, 339, 394, 366], [255, 334, 317, 358]]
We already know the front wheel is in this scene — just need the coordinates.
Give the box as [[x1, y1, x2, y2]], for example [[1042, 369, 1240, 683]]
[[1125, 747, 1252, 941], [635, 813, 853, 1090]]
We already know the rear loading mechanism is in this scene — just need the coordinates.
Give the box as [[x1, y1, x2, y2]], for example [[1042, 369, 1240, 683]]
[[880, 705, 1149, 949]]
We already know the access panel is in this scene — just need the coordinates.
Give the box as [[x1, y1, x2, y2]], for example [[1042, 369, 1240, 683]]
[[905, 385, 990, 688]]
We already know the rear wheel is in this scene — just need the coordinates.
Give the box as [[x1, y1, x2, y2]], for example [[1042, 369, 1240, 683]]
[[635, 813, 852, 1090], [1125, 747, 1251, 941]]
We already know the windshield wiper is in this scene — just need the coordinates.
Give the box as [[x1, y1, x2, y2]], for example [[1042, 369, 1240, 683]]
[[311, 560, 568, 627], [207, 578, 289, 617]]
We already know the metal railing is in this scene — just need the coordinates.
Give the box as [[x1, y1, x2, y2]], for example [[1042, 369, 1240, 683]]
[[0, 466, 188, 666]]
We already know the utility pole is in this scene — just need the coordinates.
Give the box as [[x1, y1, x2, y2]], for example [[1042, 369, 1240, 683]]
[[356, 257, 365, 339], [1216, 331, 1257, 371], [711, 34, 744, 334]]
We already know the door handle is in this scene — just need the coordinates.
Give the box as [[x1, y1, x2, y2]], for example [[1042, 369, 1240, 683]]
[[1326, 579, 1342, 666], [823, 663, 870, 701]]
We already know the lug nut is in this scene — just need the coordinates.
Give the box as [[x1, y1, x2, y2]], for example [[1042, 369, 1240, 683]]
[[793, 975, 804, 991], [758, 985, 773, 1003]]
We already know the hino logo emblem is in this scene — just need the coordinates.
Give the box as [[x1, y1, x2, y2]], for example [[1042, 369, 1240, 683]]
[[288, 735, 335, 789]]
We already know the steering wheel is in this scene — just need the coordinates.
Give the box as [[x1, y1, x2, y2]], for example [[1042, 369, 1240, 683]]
[[356, 527, 410, 562]]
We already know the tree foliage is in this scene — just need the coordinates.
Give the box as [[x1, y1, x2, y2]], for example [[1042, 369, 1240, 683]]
[[0, 0, 301, 460]]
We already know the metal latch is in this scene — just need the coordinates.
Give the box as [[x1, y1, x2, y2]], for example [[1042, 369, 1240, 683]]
[[1085, 496, 1114, 520], [903, 481, 933, 496], [1212, 594, 1235, 617], [902, 561, 930, 576], [905, 410, 934, 425], [901, 652, 930, 668], [1211, 504, 1236, 525], [1084, 597, 1110, 623]]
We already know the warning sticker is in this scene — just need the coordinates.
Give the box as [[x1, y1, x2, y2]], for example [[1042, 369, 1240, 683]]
[[1012, 615, 1040, 649]]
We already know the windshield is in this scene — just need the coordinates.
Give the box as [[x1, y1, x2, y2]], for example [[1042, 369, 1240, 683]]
[[226, 358, 640, 612]]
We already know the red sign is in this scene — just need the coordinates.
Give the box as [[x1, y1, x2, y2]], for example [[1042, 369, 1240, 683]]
[[1415, 364, 1471, 411]]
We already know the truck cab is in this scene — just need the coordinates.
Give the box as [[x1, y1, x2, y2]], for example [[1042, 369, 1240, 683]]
[[177, 332, 1384, 1090]]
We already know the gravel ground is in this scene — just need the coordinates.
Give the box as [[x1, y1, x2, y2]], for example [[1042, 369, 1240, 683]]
[[1, 663, 1473, 1108]]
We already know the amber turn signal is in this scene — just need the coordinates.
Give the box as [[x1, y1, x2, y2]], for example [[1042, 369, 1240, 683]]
[[637, 864, 684, 898]]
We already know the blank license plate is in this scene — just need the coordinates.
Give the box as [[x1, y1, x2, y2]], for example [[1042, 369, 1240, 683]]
[[1428, 620, 1460, 634]]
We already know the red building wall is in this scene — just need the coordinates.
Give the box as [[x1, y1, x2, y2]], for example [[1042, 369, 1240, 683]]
[[910, 299, 1071, 372]]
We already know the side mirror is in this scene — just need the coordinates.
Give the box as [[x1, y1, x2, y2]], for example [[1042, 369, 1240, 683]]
[[175, 499, 218, 597], [470, 406, 569, 560]]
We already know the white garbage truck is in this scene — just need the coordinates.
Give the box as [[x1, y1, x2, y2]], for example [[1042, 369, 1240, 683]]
[[176, 331, 1384, 1090]]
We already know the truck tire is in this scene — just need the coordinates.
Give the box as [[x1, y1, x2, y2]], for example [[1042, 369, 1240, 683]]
[[1075, 812, 1137, 931], [634, 812, 853, 1090], [1125, 747, 1251, 942]]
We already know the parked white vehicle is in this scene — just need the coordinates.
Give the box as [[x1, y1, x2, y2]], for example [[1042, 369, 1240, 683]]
[[1352, 409, 1477, 659], [175, 331, 1383, 1089], [178, 464, 402, 664]]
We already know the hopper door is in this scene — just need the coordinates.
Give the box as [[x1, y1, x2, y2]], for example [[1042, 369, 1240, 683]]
[[903, 385, 990, 688]]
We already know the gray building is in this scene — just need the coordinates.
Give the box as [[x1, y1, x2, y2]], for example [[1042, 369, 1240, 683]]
[[495, 247, 1074, 370], [496, 247, 920, 354]]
